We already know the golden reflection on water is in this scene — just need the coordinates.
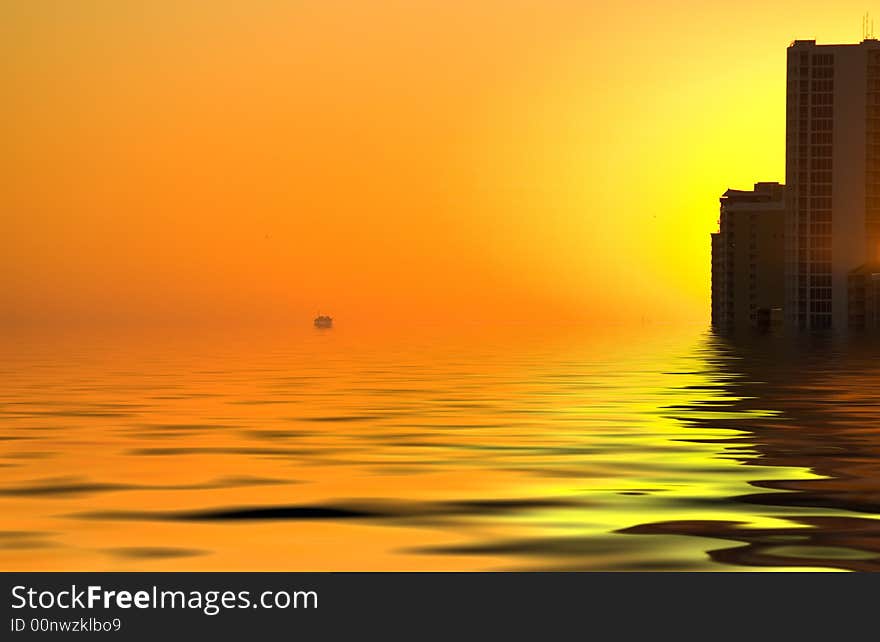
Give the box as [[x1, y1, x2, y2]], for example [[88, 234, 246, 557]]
[[1, 325, 877, 571]]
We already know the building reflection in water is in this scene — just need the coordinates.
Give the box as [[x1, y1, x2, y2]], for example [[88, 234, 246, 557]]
[[625, 330, 880, 571]]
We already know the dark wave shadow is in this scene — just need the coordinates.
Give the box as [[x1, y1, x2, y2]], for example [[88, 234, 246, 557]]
[[0, 475, 294, 497], [105, 547, 209, 560], [71, 496, 593, 524]]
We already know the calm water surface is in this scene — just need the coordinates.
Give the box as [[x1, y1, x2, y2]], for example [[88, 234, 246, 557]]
[[2, 325, 880, 571]]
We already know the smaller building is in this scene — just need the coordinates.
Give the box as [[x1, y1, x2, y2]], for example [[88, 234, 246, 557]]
[[711, 182, 786, 330], [848, 263, 880, 330], [710, 233, 722, 326]]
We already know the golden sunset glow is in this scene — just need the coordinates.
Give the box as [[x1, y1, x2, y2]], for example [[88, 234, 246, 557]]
[[8, 0, 873, 331], [10, 3, 880, 575]]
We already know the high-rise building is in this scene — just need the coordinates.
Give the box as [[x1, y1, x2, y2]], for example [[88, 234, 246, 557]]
[[785, 38, 880, 330], [711, 182, 786, 330]]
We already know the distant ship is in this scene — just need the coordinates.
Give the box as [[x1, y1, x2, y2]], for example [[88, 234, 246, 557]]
[[314, 315, 333, 329]]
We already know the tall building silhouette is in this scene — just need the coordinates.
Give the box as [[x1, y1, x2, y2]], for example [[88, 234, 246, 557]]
[[785, 39, 880, 330], [711, 183, 786, 329]]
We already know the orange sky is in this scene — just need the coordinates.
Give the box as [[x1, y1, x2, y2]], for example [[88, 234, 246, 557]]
[[3, 1, 877, 332]]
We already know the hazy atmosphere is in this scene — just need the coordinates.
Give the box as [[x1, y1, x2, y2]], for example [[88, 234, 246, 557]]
[[2, 0, 874, 331], [9, 0, 880, 581]]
